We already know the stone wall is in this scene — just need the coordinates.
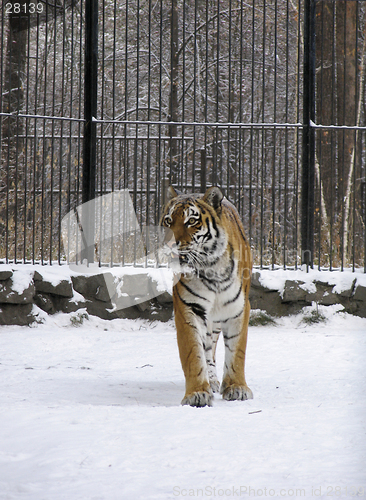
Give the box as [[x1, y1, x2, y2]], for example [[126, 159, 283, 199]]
[[250, 271, 366, 318], [0, 266, 365, 326]]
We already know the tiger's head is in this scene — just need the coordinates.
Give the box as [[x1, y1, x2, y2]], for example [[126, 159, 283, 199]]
[[160, 186, 227, 273]]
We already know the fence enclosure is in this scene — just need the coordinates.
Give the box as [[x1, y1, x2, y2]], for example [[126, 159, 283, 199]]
[[0, 0, 365, 270]]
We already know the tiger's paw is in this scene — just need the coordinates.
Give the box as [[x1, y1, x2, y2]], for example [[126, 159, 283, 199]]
[[221, 384, 253, 401], [181, 390, 213, 407]]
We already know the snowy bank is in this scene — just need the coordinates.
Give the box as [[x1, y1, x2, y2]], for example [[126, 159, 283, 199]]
[[0, 264, 366, 325]]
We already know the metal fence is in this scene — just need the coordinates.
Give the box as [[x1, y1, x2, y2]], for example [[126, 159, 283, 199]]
[[0, 0, 365, 270]]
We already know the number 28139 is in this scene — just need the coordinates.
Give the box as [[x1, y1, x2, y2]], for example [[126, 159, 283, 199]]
[[5, 3, 44, 14]]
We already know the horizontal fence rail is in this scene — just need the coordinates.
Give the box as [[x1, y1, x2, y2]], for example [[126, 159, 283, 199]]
[[0, 0, 365, 271]]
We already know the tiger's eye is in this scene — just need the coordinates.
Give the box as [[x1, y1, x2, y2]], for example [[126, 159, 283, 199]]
[[188, 218, 196, 225], [164, 216, 172, 226]]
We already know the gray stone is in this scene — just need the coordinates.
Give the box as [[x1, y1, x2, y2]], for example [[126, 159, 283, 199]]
[[147, 300, 173, 322], [354, 302, 366, 318], [0, 279, 35, 304], [119, 273, 153, 296], [250, 272, 262, 289], [33, 271, 43, 281], [34, 293, 55, 313], [250, 289, 289, 317], [251, 272, 279, 292], [281, 280, 309, 303], [318, 289, 340, 306], [71, 273, 115, 302], [338, 279, 356, 298], [84, 299, 119, 320], [156, 290, 173, 305], [0, 303, 34, 326], [136, 300, 149, 312], [249, 286, 266, 304], [307, 282, 340, 306], [114, 274, 164, 310], [113, 304, 144, 320], [0, 271, 13, 281], [112, 294, 137, 310], [52, 296, 88, 314], [353, 284, 366, 303], [35, 278, 73, 298]]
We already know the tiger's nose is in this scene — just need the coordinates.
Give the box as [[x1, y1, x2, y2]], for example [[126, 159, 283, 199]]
[[165, 239, 180, 258], [166, 238, 176, 249]]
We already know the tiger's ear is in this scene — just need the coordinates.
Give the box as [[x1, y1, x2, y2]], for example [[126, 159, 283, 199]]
[[167, 186, 182, 201], [203, 186, 223, 213]]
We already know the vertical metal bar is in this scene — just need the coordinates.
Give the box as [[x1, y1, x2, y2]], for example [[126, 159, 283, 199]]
[[330, 1, 336, 270], [133, 0, 140, 214], [204, 0, 208, 190], [146, 0, 152, 224], [249, 0, 255, 249], [301, 0, 315, 270], [284, 0, 290, 268], [157, 0, 163, 217], [23, 20, 31, 263], [260, 0, 266, 268], [317, 0, 324, 269], [227, 0, 232, 199], [50, 9, 57, 264], [100, 0, 105, 199], [340, 1, 347, 271], [124, 0, 129, 195], [216, 0, 220, 123], [110, 0, 117, 266], [76, 0, 83, 210], [200, 147, 206, 193], [41, 3, 49, 264], [353, 3, 359, 272], [58, 6, 67, 264], [67, 0, 75, 237], [169, 0, 178, 186], [32, 20, 40, 264], [238, 0, 244, 214], [83, 0, 98, 205], [272, 0, 278, 269], [294, 0, 301, 269], [180, 0, 187, 191], [82, 0, 98, 263], [192, 0, 198, 192]]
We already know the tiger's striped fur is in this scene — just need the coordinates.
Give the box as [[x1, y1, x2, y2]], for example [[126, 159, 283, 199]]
[[160, 186, 253, 407]]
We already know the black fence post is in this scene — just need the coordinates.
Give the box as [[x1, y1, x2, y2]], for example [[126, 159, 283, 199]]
[[82, 0, 98, 263], [301, 0, 316, 270], [200, 147, 207, 194]]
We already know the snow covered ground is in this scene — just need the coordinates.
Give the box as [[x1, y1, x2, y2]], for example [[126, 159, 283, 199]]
[[0, 305, 365, 500]]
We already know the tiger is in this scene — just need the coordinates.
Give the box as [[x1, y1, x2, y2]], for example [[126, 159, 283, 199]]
[[160, 186, 253, 407]]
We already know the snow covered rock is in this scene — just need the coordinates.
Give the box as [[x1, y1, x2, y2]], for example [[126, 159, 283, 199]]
[[34, 271, 73, 298], [0, 265, 365, 324], [0, 271, 35, 304]]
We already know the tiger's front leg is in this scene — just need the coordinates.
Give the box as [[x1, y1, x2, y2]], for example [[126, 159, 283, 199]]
[[173, 286, 213, 407], [220, 297, 253, 401]]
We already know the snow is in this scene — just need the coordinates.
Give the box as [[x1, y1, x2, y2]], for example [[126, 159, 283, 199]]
[[0, 305, 365, 499], [257, 267, 366, 296], [109, 266, 176, 295], [8, 270, 34, 295], [0, 264, 176, 300]]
